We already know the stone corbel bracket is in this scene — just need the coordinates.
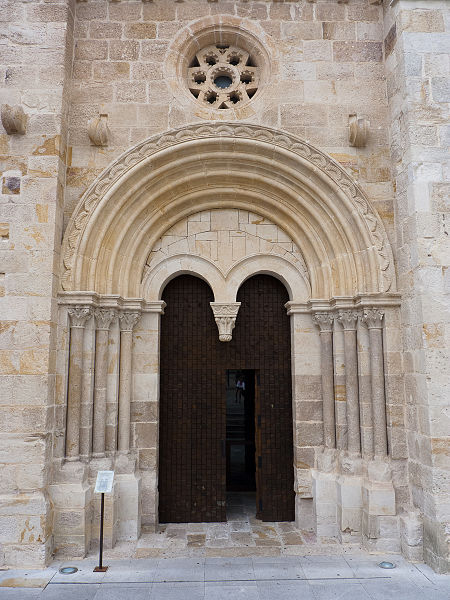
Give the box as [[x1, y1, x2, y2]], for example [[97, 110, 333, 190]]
[[210, 302, 241, 342], [87, 113, 110, 147], [349, 114, 369, 148], [1, 104, 26, 135]]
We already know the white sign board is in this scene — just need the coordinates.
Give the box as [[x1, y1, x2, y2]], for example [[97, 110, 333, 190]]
[[94, 471, 114, 494]]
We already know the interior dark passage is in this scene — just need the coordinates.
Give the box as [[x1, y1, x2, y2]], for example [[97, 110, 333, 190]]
[[159, 274, 295, 524], [226, 369, 256, 492]]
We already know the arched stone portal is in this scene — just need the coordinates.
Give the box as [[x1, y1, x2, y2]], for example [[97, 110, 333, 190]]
[[55, 124, 404, 558]]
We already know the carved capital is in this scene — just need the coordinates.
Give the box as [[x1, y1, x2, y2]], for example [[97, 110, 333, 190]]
[[312, 312, 334, 333], [337, 310, 359, 331], [210, 302, 241, 342], [1, 104, 26, 135], [87, 114, 109, 147], [119, 311, 140, 332], [68, 306, 92, 328], [362, 308, 384, 329], [94, 308, 116, 330], [349, 114, 369, 148]]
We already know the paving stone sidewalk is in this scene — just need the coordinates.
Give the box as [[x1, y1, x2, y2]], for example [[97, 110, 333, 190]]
[[1, 554, 449, 599]]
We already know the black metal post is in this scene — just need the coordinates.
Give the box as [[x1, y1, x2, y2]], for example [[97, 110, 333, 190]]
[[94, 493, 108, 572]]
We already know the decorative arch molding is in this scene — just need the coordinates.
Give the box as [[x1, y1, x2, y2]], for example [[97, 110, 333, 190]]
[[61, 123, 396, 298], [143, 253, 310, 303]]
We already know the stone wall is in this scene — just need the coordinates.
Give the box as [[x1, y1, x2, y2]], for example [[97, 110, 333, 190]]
[[384, 0, 450, 573], [0, 0, 448, 573], [66, 0, 394, 250], [0, 0, 74, 567]]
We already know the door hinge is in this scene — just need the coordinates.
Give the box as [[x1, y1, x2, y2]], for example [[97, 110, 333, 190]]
[[258, 455, 262, 468]]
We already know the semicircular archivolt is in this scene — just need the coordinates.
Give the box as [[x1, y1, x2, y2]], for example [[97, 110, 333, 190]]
[[61, 123, 396, 298]]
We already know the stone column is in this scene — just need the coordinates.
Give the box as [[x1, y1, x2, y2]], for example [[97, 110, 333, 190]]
[[118, 311, 140, 453], [66, 306, 91, 460], [363, 308, 387, 457], [92, 308, 116, 457], [312, 312, 336, 449], [338, 310, 360, 454]]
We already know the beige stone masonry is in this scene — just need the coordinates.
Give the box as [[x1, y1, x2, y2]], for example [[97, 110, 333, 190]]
[[2, 0, 448, 572]]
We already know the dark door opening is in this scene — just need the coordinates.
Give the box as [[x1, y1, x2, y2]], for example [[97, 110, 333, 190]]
[[159, 274, 294, 524], [226, 369, 256, 492]]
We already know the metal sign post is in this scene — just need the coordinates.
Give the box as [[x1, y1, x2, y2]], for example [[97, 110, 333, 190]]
[[93, 470, 114, 573]]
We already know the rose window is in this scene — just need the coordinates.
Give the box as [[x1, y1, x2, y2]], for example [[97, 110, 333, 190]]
[[188, 44, 259, 109]]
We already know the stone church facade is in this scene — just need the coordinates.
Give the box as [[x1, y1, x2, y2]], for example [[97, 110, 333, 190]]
[[0, 0, 449, 573]]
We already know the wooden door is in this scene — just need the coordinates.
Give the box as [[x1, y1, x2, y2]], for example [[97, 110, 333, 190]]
[[228, 275, 295, 522], [159, 275, 226, 523]]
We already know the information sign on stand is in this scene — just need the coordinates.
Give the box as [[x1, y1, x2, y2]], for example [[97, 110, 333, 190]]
[[93, 470, 114, 573]]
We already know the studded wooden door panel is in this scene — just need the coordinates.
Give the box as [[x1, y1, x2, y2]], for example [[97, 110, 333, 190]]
[[226, 275, 295, 522], [159, 275, 226, 523]]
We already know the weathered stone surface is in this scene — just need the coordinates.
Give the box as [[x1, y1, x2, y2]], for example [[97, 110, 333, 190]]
[[1, 0, 449, 575]]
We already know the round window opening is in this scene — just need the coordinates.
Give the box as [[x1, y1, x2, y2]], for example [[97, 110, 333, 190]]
[[188, 44, 260, 109]]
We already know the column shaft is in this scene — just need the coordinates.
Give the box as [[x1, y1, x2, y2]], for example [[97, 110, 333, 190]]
[[321, 329, 336, 449], [92, 309, 115, 456], [313, 312, 336, 449], [66, 306, 91, 460], [93, 329, 109, 456], [363, 308, 388, 457], [66, 326, 84, 459], [118, 329, 133, 452], [369, 327, 387, 456], [338, 311, 361, 454], [117, 311, 140, 453], [343, 328, 360, 453]]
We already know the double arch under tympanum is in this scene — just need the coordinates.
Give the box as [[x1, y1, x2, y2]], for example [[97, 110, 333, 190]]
[[61, 123, 396, 300]]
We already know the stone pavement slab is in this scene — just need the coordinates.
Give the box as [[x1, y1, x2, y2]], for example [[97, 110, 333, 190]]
[[0, 554, 449, 599]]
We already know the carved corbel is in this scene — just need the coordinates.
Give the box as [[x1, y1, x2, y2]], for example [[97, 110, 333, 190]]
[[87, 113, 110, 147], [210, 302, 241, 342], [1, 104, 26, 135], [349, 114, 369, 148]]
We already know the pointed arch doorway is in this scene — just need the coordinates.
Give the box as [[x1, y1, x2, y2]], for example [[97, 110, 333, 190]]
[[159, 274, 294, 524]]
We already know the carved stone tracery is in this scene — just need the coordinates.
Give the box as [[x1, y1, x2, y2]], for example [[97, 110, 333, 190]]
[[187, 44, 259, 109]]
